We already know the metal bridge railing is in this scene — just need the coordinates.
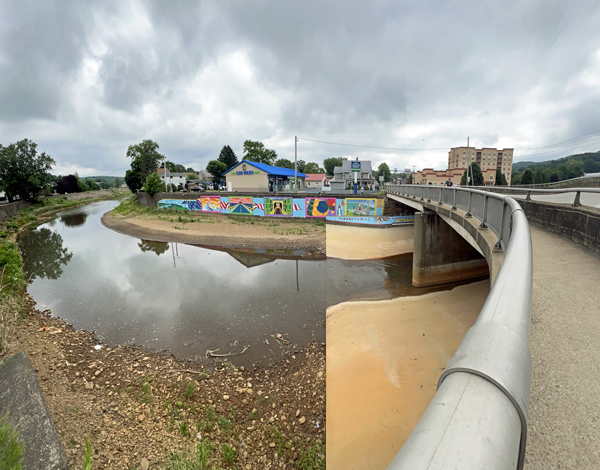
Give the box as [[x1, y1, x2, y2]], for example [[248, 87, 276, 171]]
[[385, 185, 533, 470], [468, 185, 600, 208]]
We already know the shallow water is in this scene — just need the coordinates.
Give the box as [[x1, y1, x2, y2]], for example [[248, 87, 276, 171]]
[[19, 200, 472, 366]]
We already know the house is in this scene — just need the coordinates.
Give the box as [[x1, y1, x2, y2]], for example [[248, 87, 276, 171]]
[[157, 170, 187, 189], [304, 174, 327, 189], [329, 159, 377, 190]]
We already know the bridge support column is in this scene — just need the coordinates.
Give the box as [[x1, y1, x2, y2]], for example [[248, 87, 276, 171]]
[[413, 211, 489, 287]]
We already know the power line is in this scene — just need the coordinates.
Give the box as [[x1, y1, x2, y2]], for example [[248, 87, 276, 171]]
[[515, 135, 600, 160], [298, 137, 448, 151], [516, 128, 600, 151]]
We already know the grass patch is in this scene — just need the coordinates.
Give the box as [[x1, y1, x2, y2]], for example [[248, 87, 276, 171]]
[[298, 441, 326, 470], [0, 414, 25, 469], [184, 380, 195, 399]]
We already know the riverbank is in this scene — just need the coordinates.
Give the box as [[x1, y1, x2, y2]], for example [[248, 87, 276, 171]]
[[102, 197, 326, 252], [326, 280, 489, 470], [1, 193, 326, 469]]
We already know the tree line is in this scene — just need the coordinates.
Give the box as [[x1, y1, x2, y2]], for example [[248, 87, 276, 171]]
[[511, 151, 599, 185]]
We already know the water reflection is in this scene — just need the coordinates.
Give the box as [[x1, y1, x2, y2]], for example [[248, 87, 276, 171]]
[[138, 240, 169, 256], [19, 228, 73, 281], [60, 212, 87, 227]]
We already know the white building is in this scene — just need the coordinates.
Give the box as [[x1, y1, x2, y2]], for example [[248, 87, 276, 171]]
[[329, 159, 376, 190], [157, 170, 187, 188]]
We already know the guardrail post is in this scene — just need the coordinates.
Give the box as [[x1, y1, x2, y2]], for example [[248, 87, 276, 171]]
[[427, 187, 431, 203], [420, 187, 424, 201], [438, 188, 443, 205], [573, 191, 581, 207], [465, 191, 472, 217], [479, 194, 488, 229], [494, 200, 505, 251], [526, 191, 531, 201], [452, 188, 457, 210]]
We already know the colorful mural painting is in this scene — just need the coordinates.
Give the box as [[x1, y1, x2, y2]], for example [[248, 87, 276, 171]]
[[345, 198, 377, 216], [265, 198, 292, 216], [201, 196, 221, 212], [305, 198, 336, 217], [156, 195, 407, 225], [230, 197, 253, 215]]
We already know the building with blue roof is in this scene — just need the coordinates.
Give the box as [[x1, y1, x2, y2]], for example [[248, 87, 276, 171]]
[[223, 160, 307, 192]]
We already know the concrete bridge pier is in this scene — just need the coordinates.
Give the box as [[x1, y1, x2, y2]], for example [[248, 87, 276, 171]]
[[413, 211, 489, 287]]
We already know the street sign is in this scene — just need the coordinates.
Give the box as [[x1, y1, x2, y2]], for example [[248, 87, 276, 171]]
[[379, 176, 384, 182], [351, 161, 361, 172], [404, 168, 411, 173]]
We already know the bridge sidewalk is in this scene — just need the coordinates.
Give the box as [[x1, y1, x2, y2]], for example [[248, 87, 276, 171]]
[[525, 226, 600, 469]]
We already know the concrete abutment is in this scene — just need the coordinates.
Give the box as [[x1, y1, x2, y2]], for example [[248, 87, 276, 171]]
[[412, 211, 489, 287]]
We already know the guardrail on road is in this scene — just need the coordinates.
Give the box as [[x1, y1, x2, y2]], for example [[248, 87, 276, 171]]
[[385, 185, 533, 470]]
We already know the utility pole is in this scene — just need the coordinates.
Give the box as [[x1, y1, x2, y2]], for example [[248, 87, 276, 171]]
[[467, 136, 471, 187], [294, 136, 298, 193]]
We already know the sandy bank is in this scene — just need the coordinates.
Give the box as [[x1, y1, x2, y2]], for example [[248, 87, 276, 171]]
[[102, 211, 326, 252], [326, 224, 413, 260], [326, 280, 489, 470]]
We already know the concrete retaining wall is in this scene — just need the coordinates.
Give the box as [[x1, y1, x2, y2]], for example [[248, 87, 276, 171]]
[[0, 200, 25, 222], [519, 200, 600, 256]]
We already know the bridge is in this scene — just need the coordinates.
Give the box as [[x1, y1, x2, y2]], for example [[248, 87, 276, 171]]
[[381, 185, 600, 469]]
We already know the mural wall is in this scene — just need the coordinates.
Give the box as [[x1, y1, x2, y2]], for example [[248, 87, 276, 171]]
[[157, 197, 413, 225]]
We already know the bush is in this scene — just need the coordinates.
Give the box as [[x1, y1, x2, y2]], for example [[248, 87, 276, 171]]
[[143, 173, 166, 196], [0, 414, 25, 469]]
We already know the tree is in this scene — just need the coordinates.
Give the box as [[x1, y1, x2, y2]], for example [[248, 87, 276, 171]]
[[20, 228, 73, 281], [495, 168, 508, 186], [303, 162, 325, 174], [126, 140, 164, 183], [550, 173, 559, 182], [520, 168, 534, 185], [125, 157, 144, 192], [84, 179, 100, 191], [206, 160, 227, 181], [274, 158, 294, 169], [459, 162, 484, 186], [323, 157, 343, 176], [138, 240, 169, 256], [218, 145, 238, 170], [142, 173, 166, 196], [114, 176, 122, 188], [0, 139, 55, 201], [565, 159, 585, 179], [376, 162, 392, 183], [242, 140, 277, 165], [534, 169, 543, 184], [55, 175, 81, 194]]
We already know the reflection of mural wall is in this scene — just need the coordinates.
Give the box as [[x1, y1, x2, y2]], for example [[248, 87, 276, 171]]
[[345, 198, 377, 216], [230, 197, 253, 215], [305, 198, 336, 217], [265, 198, 292, 216], [156, 196, 398, 224]]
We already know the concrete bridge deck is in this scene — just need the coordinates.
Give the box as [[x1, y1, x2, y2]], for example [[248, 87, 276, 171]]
[[525, 225, 600, 469]]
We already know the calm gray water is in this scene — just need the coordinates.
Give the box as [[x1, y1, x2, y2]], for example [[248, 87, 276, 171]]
[[19, 200, 471, 366]]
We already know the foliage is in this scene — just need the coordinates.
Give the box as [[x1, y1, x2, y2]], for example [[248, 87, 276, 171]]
[[222, 444, 235, 464], [55, 175, 82, 194], [184, 380, 195, 399], [323, 157, 343, 176], [0, 243, 26, 292], [82, 179, 101, 191], [303, 162, 325, 174], [143, 173, 166, 196], [125, 157, 144, 193], [0, 414, 25, 470], [164, 439, 213, 469], [375, 162, 392, 183], [126, 140, 164, 184], [297, 441, 326, 470], [296, 159, 306, 173], [0, 279, 21, 356], [274, 158, 294, 169], [0, 139, 56, 201], [520, 168, 534, 185], [534, 168, 543, 184], [206, 160, 227, 180], [218, 145, 238, 171], [494, 168, 508, 186], [83, 437, 94, 470], [459, 162, 484, 186], [138, 240, 169, 256], [512, 150, 599, 183], [165, 161, 187, 173], [242, 140, 277, 165]]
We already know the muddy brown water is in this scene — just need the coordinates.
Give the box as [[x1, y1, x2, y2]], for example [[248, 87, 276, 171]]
[[18, 199, 482, 367]]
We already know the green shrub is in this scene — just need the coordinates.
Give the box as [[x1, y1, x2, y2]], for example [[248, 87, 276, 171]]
[[222, 443, 235, 465], [184, 380, 195, 399], [0, 414, 25, 470]]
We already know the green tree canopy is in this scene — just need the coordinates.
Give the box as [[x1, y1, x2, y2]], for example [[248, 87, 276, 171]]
[[459, 162, 484, 186], [125, 157, 144, 192], [242, 140, 278, 165], [55, 175, 81, 194], [142, 172, 166, 196], [274, 158, 294, 169], [303, 162, 325, 174], [323, 157, 343, 176], [114, 176, 122, 188], [20, 228, 73, 281], [520, 168, 534, 185], [218, 145, 238, 170], [376, 162, 392, 183], [296, 160, 306, 173], [126, 140, 164, 183], [534, 169, 543, 184], [206, 160, 227, 180], [495, 168, 508, 186], [0, 139, 55, 201]]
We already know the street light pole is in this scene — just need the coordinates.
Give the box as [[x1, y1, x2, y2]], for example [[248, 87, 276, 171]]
[[294, 136, 298, 193]]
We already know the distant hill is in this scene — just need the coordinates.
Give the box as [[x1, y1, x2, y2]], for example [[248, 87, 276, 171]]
[[512, 150, 600, 184]]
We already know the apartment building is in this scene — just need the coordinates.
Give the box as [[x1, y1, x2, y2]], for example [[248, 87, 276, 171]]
[[447, 147, 514, 185]]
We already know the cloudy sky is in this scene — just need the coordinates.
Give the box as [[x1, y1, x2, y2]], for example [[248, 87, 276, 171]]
[[1, 0, 600, 176]]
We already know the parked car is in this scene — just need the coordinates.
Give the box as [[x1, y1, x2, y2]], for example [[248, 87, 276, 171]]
[[191, 186, 206, 192]]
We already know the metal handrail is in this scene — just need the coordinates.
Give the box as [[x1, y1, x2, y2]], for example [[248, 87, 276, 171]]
[[464, 185, 600, 207], [385, 184, 533, 470]]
